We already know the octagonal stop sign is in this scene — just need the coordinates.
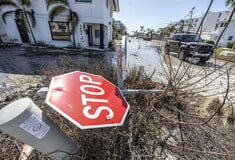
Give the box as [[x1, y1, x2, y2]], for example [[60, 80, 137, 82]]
[[45, 71, 130, 129]]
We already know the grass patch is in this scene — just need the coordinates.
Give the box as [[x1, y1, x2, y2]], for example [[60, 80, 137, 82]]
[[212, 48, 235, 63]]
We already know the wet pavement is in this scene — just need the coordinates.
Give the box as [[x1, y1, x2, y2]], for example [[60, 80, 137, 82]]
[[0, 46, 116, 100], [0, 39, 235, 105], [0, 46, 115, 75], [126, 38, 235, 104]]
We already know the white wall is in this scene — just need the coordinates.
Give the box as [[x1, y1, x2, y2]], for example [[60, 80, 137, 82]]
[[0, 0, 116, 48], [0, 6, 22, 43], [186, 9, 235, 47]]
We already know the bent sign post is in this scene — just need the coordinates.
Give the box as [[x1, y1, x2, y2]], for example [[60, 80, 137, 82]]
[[46, 71, 129, 129]]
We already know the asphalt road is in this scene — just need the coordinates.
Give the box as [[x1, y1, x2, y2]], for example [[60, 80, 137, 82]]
[[0, 40, 234, 104], [0, 46, 116, 100], [126, 38, 235, 104]]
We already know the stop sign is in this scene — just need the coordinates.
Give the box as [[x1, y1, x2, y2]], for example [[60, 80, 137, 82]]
[[45, 71, 129, 129]]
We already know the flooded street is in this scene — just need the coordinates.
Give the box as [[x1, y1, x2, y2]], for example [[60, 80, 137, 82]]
[[126, 38, 235, 105], [0, 40, 235, 104], [126, 38, 166, 83]]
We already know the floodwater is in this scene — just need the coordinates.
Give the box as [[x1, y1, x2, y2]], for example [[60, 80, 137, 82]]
[[1, 40, 234, 104], [126, 38, 166, 83]]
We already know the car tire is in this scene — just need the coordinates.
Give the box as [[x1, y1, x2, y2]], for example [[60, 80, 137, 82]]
[[178, 49, 186, 60], [165, 45, 170, 54]]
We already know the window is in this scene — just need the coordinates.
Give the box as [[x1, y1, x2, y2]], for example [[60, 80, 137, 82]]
[[218, 12, 222, 18], [49, 21, 71, 41], [173, 35, 182, 41], [106, 0, 108, 8], [110, 7, 113, 17], [214, 24, 218, 30], [220, 23, 224, 27], [77, 0, 92, 2], [224, 23, 227, 27], [95, 30, 100, 38], [228, 36, 233, 41]]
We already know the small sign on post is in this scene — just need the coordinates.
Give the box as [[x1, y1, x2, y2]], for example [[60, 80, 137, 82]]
[[0, 98, 77, 160], [46, 71, 130, 129]]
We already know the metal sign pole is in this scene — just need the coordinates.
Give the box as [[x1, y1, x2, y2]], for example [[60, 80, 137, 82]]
[[121, 89, 164, 95], [116, 36, 128, 89]]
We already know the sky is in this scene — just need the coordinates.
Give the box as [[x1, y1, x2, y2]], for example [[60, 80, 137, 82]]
[[113, 0, 229, 33]]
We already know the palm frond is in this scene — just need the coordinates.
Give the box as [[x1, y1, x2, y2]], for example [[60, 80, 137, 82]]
[[21, 0, 31, 7], [14, 9, 23, 19], [2, 9, 22, 24], [2, 10, 15, 24], [18, 12, 29, 32], [69, 11, 79, 34], [226, 0, 235, 6], [26, 9, 36, 28], [46, 0, 68, 9], [0, 0, 18, 8], [49, 5, 67, 21]]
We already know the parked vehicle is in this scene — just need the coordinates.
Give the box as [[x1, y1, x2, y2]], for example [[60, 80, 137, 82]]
[[165, 33, 214, 62]]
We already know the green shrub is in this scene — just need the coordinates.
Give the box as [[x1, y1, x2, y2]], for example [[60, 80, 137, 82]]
[[226, 42, 233, 48], [108, 40, 116, 48], [36, 41, 47, 46], [204, 40, 215, 45]]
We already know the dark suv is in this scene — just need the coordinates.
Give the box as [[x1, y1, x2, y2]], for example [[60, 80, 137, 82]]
[[165, 33, 214, 62]]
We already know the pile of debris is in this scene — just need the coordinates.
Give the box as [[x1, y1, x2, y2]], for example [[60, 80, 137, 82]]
[[0, 56, 235, 160]]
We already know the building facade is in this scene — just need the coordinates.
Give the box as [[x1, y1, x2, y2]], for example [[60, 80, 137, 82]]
[[0, 0, 119, 49], [178, 8, 235, 47]]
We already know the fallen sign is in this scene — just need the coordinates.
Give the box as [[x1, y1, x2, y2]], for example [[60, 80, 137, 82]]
[[46, 71, 130, 129]]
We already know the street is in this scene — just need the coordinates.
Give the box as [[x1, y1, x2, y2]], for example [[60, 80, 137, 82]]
[[0, 46, 115, 101], [0, 39, 235, 104], [126, 38, 235, 104]]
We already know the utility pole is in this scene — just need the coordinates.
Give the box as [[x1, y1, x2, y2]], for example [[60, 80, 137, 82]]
[[187, 7, 195, 33]]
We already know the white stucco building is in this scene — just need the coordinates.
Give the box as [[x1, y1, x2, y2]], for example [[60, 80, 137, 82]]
[[179, 8, 235, 47], [0, 0, 119, 49]]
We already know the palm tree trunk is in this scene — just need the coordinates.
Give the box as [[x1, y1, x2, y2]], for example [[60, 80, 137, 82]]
[[69, 9, 76, 48], [22, 7, 36, 44], [214, 6, 235, 67], [196, 0, 214, 33], [72, 31, 76, 48]]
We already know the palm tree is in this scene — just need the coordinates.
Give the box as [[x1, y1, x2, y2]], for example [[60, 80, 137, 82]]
[[46, 0, 79, 48], [0, 0, 36, 44], [146, 28, 151, 38], [140, 26, 144, 38]]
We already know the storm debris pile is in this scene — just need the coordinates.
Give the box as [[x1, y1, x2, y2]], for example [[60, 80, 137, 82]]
[[0, 56, 235, 160]]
